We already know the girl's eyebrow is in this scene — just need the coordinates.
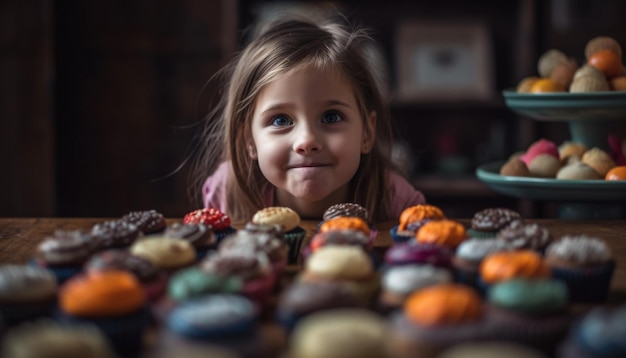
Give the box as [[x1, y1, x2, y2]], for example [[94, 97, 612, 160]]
[[260, 100, 352, 116]]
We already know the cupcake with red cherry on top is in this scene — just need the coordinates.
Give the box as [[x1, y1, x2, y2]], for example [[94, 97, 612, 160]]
[[183, 208, 236, 244]]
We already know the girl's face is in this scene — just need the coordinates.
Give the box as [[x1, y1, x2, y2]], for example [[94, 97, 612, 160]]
[[249, 64, 375, 217]]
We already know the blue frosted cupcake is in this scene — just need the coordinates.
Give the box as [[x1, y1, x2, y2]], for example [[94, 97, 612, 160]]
[[544, 235, 615, 303]]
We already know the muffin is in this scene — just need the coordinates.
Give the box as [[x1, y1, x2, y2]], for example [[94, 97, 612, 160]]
[[319, 216, 372, 242], [485, 279, 572, 355], [378, 265, 452, 313], [468, 208, 523, 238], [384, 242, 453, 270], [415, 219, 467, 250], [479, 250, 551, 294], [219, 229, 288, 279], [439, 342, 548, 358], [556, 162, 602, 180], [321, 203, 377, 242], [300, 246, 379, 306], [85, 249, 169, 302], [496, 221, 553, 254], [0, 265, 58, 325], [452, 238, 511, 287], [1, 319, 116, 358], [56, 270, 150, 357], [164, 222, 217, 260], [391, 204, 445, 243], [252, 206, 306, 265], [544, 235, 615, 303], [388, 284, 488, 358], [276, 281, 361, 331], [129, 236, 197, 273], [302, 230, 372, 265], [121, 209, 167, 235], [183, 208, 237, 243], [34, 229, 93, 283], [288, 309, 390, 358]]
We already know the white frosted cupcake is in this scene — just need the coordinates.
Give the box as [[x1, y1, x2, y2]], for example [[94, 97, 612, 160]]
[[451, 238, 511, 288], [379, 265, 451, 313]]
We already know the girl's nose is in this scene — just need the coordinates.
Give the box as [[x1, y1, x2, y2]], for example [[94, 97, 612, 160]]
[[293, 123, 322, 154]]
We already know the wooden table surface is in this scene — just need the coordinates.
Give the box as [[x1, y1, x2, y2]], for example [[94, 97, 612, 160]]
[[1, 217, 625, 299]]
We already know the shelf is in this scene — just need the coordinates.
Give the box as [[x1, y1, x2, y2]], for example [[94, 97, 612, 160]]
[[390, 98, 506, 110], [411, 174, 498, 197]]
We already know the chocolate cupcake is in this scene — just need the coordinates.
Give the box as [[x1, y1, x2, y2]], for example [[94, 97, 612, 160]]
[[34, 229, 94, 282], [468, 208, 523, 238], [121, 209, 167, 235], [219, 230, 288, 280], [496, 221, 553, 254], [0, 265, 58, 325], [164, 223, 216, 260], [90, 220, 142, 251]]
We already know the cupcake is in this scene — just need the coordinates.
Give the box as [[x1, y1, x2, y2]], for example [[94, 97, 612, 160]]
[[321, 203, 377, 243], [129, 236, 197, 273], [183, 208, 237, 243], [85, 249, 169, 302], [479, 250, 551, 294], [90, 220, 142, 252], [288, 309, 390, 358], [319, 216, 373, 244], [544, 235, 615, 303], [391, 204, 445, 243], [33, 229, 93, 283], [468, 208, 523, 238], [485, 278, 572, 355], [378, 265, 452, 313], [252, 206, 306, 265], [200, 250, 275, 305], [452, 238, 511, 288], [388, 284, 488, 358], [56, 270, 150, 357], [557, 304, 626, 358], [496, 221, 553, 254], [121, 209, 167, 235], [415, 219, 467, 250], [300, 246, 379, 307], [439, 342, 548, 358], [219, 229, 288, 280], [167, 267, 242, 303], [1, 319, 116, 358], [384, 242, 453, 270], [302, 230, 371, 265], [164, 222, 217, 260], [276, 281, 361, 331], [0, 265, 58, 325]]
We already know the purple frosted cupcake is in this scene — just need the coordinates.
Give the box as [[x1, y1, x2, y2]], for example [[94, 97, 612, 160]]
[[544, 235, 615, 303], [384, 242, 453, 270]]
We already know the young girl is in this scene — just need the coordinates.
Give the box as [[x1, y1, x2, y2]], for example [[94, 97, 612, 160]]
[[191, 13, 426, 222]]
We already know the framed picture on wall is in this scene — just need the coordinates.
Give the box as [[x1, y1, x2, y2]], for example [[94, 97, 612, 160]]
[[395, 22, 495, 102]]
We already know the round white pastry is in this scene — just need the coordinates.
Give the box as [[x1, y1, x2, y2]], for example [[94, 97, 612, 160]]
[[252, 206, 301, 232], [456, 238, 511, 262], [130, 236, 196, 269], [382, 265, 451, 295], [305, 246, 372, 280]]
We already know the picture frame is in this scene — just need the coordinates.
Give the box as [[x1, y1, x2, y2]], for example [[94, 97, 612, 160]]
[[394, 22, 495, 102]]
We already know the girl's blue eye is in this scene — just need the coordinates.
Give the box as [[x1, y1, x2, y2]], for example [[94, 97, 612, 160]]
[[322, 111, 343, 124], [271, 115, 292, 127]]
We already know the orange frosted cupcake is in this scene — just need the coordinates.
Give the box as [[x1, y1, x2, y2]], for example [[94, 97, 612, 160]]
[[56, 270, 149, 357], [391, 204, 445, 243], [479, 250, 551, 295], [416, 219, 467, 250], [389, 284, 488, 358]]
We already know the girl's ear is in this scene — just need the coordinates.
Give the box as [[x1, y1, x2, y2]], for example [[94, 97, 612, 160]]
[[361, 111, 377, 154], [247, 143, 258, 159]]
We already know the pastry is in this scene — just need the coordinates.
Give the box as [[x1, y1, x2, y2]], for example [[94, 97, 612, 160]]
[[184, 208, 236, 243], [439, 342, 548, 358], [605, 165, 626, 180], [252, 206, 306, 265], [479, 250, 550, 288], [528, 154, 561, 178], [90, 220, 142, 251], [289, 309, 389, 358], [319, 216, 371, 238], [520, 139, 559, 166], [558, 141, 588, 163], [452, 238, 511, 288], [167, 267, 242, 303], [130, 236, 196, 272], [415, 219, 467, 249], [56, 270, 149, 357], [219, 229, 288, 278], [164, 222, 216, 259], [384, 242, 452, 269], [499, 157, 530, 177], [0, 265, 57, 325], [582, 147, 617, 177], [378, 265, 452, 312], [35, 229, 93, 282], [556, 161, 602, 180], [322, 202, 370, 222], [544, 235, 615, 303], [468, 207, 523, 238], [496, 221, 553, 253], [121, 209, 167, 235], [391, 204, 445, 243]]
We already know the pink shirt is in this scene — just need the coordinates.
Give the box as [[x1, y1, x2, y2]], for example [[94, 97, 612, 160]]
[[203, 161, 426, 220]]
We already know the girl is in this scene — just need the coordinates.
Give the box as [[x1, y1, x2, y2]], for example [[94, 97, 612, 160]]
[[191, 13, 426, 222]]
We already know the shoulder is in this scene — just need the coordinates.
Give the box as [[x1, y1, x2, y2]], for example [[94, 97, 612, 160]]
[[386, 170, 426, 219], [202, 162, 231, 210]]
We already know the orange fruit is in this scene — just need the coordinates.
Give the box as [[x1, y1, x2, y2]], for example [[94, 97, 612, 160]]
[[609, 76, 626, 91], [605, 165, 626, 180], [588, 49, 624, 78], [516, 76, 540, 93], [529, 78, 566, 93]]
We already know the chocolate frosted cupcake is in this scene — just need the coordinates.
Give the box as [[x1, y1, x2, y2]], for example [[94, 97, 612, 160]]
[[85, 249, 168, 302], [165, 223, 216, 260], [252, 207, 305, 265], [0, 265, 58, 325], [322, 202, 370, 222], [35, 229, 94, 282], [544, 235, 615, 303], [121, 209, 167, 235], [219, 229, 288, 280], [468, 208, 523, 238], [91, 220, 142, 251], [497, 221, 553, 254]]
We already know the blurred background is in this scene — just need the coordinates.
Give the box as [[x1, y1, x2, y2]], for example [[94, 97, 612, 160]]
[[2, 0, 626, 218]]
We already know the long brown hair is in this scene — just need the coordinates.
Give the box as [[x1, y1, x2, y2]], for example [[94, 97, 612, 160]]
[[190, 14, 395, 222]]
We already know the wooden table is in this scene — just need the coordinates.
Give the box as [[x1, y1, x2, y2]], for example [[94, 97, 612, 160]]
[[1, 218, 625, 301]]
